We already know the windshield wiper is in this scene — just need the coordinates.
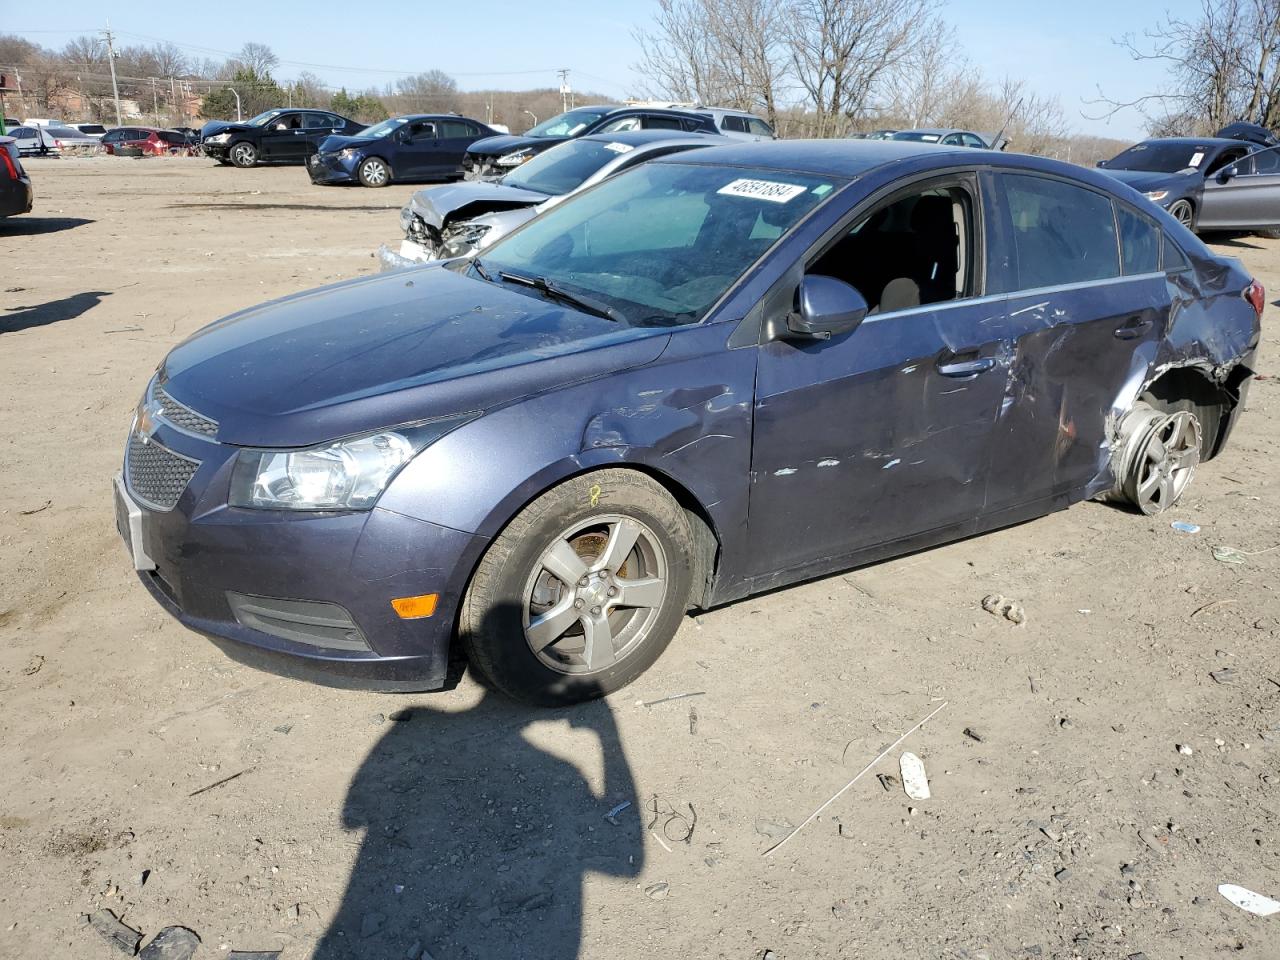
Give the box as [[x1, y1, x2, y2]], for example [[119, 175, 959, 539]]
[[471, 257, 495, 282], [498, 271, 625, 323]]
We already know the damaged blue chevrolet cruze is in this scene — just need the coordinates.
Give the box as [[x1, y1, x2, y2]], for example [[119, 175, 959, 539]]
[[117, 140, 1261, 705]]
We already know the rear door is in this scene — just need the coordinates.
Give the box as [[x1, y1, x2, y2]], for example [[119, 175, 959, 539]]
[[979, 171, 1167, 520], [1198, 145, 1280, 230], [302, 112, 339, 155], [434, 119, 478, 177]]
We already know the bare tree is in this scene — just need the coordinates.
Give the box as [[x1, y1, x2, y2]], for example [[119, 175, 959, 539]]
[[389, 70, 460, 113], [786, 0, 946, 136], [233, 42, 280, 77]]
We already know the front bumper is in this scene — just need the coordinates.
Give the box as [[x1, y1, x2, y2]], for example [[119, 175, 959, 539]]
[[114, 421, 487, 691], [307, 152, 358, 183], [462, 155, 503, 181], [202, 142, 230, 161]]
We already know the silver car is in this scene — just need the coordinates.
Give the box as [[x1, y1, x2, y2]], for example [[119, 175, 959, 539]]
[[379, 129, 717, 269], [696, 107, 776, 141], [6, 124, 100, 156]]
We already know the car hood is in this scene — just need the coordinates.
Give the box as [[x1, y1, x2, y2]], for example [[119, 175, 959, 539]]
[[200, 120, 253, 138], [408, 181, 550, 229], [1101, 169, 1194, 193], [316, 133, 372, 154], [161, 266, 671, 447], [467, 133, 565, 158]]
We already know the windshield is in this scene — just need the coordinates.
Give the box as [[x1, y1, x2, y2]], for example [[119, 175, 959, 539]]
[[246, 109, 286, 127], [355, 117, 406, 140], [479, 163, 841, 326], [892, 131, 942, 143], [525, 109, 609, 138], [45, 126, 84, 138], [1107, 141, 1213, 173], [503, 139, 631, 196]]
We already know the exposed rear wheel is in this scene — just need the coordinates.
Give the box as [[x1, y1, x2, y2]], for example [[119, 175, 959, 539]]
[[358, 157, 390, 187], [229, 142, 257, 168], [460, 470, 694, 705], [1113, 401, 1202, 515]]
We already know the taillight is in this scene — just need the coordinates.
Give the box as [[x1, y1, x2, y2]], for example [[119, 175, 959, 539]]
[[54, 139, 63, 149], [1245, 279, 1265, 317], [0, 148, 17, 180]]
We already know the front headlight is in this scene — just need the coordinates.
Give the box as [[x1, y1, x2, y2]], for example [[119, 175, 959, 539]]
[[205, 133, 231, 144], [440, 222, 492, 257], [398, 204, 413, 232], [496, 149, 532, 167], [339, 147, 360, 160], [229, 415, 474, 511], [1144, 190, 1170, 202]]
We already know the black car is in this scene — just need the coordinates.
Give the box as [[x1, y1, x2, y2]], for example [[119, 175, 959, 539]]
[[309, 114, 498, 187], [0, 137, 32, 218], [462, 104, 718, 179], [200, 108, 366, 167], [1098, 137, 1268, 231]]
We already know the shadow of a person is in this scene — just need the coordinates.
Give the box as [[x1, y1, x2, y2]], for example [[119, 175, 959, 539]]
[[314, 620, 642, 960]]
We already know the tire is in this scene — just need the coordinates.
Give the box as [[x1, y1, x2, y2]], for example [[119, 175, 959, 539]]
[[216, 158, 233, 167], [228, 141, 257, 168], [1168, 199, 1195, 230], [1256, 227, 1280, 239], [357, 156, 391, 187], [460, 469, 694, 706]]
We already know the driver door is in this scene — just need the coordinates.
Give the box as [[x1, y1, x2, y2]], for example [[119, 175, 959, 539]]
[[394, 120, 438, 179], [746, 173, 1008, 577], [1198, 145, 1280, 230], [261, 113, 305, 160]]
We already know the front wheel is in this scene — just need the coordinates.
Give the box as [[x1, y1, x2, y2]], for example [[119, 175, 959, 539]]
[[1168, 199, 1195, 230], [460, 470, 694, 705], [229, 141, 258, 168], [358, 156, 390, 187]]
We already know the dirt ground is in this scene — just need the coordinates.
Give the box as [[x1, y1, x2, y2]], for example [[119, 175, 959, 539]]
[[1, 155, 1278, 960]]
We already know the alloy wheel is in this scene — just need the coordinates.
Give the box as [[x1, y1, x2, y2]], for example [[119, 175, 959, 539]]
[[230, 143, 255, 167], [361, 159, 388, 186], [522, 515, 669, 675], [1169, 200, 1194, 229], [1121, 408, 1202, 514]]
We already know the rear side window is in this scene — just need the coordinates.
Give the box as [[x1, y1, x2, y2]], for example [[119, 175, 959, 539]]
[[721, 115, 747, 133], [644, 115, 684, 131], [1163, 235, 1192, 272], [304, 113, 332, 129], [157, 131, 186, 144], [1252, 146, 1280, 174], [1115, 204, 1161, 274], [437, 120, 473, 138], [1000, 173, 1119, 289]]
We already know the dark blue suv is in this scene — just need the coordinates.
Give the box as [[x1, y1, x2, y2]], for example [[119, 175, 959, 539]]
[[308, 114, 497, 187]]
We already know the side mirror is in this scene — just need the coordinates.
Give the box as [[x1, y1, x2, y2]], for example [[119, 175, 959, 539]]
[[1218, 165, 1238, 182], [784, 275, 868, 341], [1095, 159, 1108, 168]]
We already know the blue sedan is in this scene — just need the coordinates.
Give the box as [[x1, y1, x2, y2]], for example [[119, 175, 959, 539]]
[[308, 114, 498, 187], [116, 140, 1261, 704]]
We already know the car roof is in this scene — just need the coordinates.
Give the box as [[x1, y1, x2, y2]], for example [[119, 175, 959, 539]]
[[1133, 137, 1250, 148], [656, 138, 974, 177], [579, 129, 719, 147]]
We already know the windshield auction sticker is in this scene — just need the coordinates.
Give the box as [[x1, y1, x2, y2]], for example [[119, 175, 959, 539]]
[[717, 178, 807, 203]]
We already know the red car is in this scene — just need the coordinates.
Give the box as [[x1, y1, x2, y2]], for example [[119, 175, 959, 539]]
[[101, 127, 194, 156]]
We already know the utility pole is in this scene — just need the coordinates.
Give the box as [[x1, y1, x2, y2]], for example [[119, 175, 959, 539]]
[[557, 69, 571, 113], [101, 21, 123, 127], [149, 78, 159, 125], [170, 76, 180, 125]]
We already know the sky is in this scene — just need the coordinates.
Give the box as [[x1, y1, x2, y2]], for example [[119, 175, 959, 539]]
[[5, 0, 1192, 140]]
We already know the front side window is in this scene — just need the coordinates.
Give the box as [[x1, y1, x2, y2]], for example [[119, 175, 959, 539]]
[[1000, 173, 1119, 289], [722, 115, 748, 133], [480, 163, 840, 325], [747, 118, 775, 137], [809, 183, 975, 314], [1116, 204, 1161, 275]]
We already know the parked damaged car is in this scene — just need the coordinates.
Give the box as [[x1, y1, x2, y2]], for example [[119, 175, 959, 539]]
[[380, 129, 717, 268], [116, 140, 1260, 706], [308, 114, 497, 187], [5, 124, 99, 156], [1097, 137, 1273, 231], [201, 109, 365, 167], [462, 104, 718, 179], [101, 127, 196, 156]]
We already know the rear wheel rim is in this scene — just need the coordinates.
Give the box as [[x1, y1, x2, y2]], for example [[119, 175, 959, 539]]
[[522, 515, 669, 675], [362, 159, 387, 185], [1125, 410, 1201, 514]]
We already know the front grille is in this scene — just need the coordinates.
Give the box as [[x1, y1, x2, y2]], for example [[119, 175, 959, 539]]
[[154, 385, 218, 437], [126, 434, 200, 511]]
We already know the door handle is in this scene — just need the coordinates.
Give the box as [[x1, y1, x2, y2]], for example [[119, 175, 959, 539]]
[[1114, 316, 1154, 340], [936, 357, 996, 378]]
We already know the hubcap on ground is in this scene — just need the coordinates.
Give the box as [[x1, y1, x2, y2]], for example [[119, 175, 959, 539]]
[[522, 515, 668, 675], [1121, 408, 1201, 514]]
